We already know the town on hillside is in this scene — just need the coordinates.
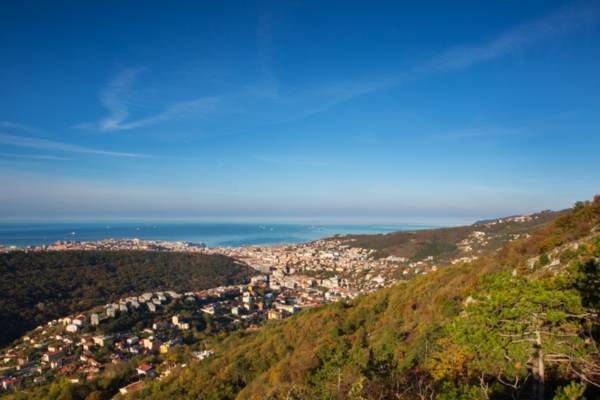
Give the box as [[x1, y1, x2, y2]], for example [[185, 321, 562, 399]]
[[0, 212, 554, 395]]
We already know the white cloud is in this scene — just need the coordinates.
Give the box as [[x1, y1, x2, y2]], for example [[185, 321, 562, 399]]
[[0, 152, 70, 161], [75, 68, 222, 132], [0, 121, 44, 134], [428, 3, 598, 71], [0, 133, 145, 158]]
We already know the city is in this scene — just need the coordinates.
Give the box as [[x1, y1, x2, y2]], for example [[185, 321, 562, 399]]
[[0, 234, 452, 395]]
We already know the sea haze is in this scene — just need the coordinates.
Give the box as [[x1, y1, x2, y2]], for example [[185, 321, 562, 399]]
[[0, 222, 435, 248]]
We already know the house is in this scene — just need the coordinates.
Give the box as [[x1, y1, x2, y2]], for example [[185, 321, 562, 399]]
[[2, 376, 23, 390], [93, 336, 107, 347], [152, 321, 167, 330], [17, 356, 29, 365], [126, 336, 139, 345], [177, 322, 190, 330], [140, 292, 153, 302], [65, 324, 78, 333], [242, 292, 254, 305], [320, 276, 340, 289], [90, 314, 99, 326], [268, 309, 283, 320], [50, 358, 65, 368], [136, 363, 154, 376], [159, 341, 172, 354], [192, 350, 214, 360], [201, 303, 221, 315], [110, 354, 123, 364], [88, 358, 102, 368], [142, 338, 160, 352], [250, 275, 269, 286], [42, 351, 64, 363], [275, 303, 298, 314], [119, 380, 144, 395]]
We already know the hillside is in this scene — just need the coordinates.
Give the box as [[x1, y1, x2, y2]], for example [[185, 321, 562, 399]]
[[3, 199, 598, 399], [337, 209, 567, 262], [0, 251, 255, 348], [126, 198, 600, 400]]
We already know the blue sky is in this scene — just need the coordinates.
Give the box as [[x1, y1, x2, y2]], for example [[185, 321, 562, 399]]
[[1, 1, 599, 223]]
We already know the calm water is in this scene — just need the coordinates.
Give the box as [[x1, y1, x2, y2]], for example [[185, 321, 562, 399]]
[[0, 222, 433, 248]]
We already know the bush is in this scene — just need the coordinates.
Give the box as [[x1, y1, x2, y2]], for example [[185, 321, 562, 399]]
[[553, 382, 587, 400]]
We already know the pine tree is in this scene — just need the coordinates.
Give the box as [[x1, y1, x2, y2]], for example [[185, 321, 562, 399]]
[[437, 272, 599, 399]]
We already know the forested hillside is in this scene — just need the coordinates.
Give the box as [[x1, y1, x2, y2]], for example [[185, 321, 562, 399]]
[[126, 197, 599, 399], [337, 209, 566, 261], [0, 251, 255, 347]]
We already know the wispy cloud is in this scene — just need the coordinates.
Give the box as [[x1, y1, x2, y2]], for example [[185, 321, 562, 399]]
[[0, 121, 44, 134], [76, 2, 598, 132], [263, 2, 599, 121], [0, 152, 70, 161], [0, 133, 145, 158], [426, 3, 598, 71], [75, 68, 222, 132]]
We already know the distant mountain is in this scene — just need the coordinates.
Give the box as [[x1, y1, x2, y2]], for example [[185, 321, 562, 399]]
[[335, 209, 568, 262], [0, 251, 255, 348], [472, 209, 559, 225]]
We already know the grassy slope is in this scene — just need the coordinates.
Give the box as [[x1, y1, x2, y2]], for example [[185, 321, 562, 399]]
[[139, 199, 598, 399]]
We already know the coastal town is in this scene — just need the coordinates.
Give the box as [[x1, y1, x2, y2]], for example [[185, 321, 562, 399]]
[[0, 211, 552, 396], [0, 236, 446, 396]]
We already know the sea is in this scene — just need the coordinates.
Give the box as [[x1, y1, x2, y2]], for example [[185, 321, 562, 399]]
[[0, 222, 434, 248]]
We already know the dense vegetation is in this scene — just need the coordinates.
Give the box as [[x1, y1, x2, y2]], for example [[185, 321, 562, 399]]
[[0, 251, 255, 347]]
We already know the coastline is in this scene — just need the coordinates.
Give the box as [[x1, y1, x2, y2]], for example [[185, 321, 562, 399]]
[[0, 221, 435, 249]]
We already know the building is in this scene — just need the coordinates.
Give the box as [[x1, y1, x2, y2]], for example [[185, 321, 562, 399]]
[[201, 303, 221, 315], [268, 309, 283, 320], [93, 336, 106, 347], [119, 381, 144, 395], [136, 363, 154, 376], [142, 338, 160, 352]]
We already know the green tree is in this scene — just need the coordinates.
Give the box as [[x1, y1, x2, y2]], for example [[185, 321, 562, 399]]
[[437, 273, 598, 400], [553, 382, 587, 400], [594, 236, 600, 257], [565, 258, 600, 311]]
